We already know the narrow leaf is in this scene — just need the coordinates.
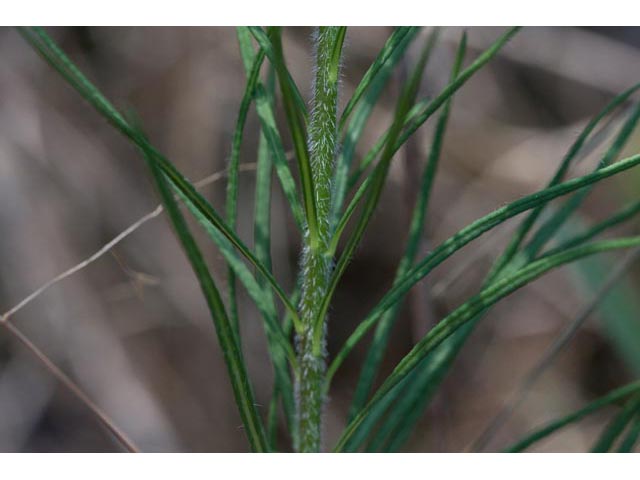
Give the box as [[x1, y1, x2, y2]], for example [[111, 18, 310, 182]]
[[336, 237, 640, 451], [592, 393, 640, 452], [247, 26, 308, 119], [618, 412, 640, 452], [522, 103, 640, 261], [490, 83, 640, 276], [339, 27, 419, 129], [330, 28, 419, 228], [327, 154, 640, 383], [313, 28, 439, 347], [266, 27, 320, 248], [145, 151, 269, 452], [225, 37, 267, 340], [349, 31, 466, 421], [19, 26, 302, 331], [506, 380, 640, 452], [332, 26, 519, 256]]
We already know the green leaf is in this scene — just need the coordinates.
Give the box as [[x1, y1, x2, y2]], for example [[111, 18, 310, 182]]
[[176, 173, 297, 366], [19, 26, 303, 332], [366, 355, 447, 452], [330, 28, 419, 229], [253, 66, 298, 447], [253, 87, 276, 287], [144, 147, 269, 453], [331, 98, 431, 253], [313, 28, 439, 348], [490, 83, 640, 277], [331, 26, 519, 256], [254, 84, 306, 229], [522, 103, 640, 262], [327, 153, 640, 385], [617, 411, 640, 452], [247, 26, 308, 119], [345, 98, 432, 198], [375, 92, 640, 452], [237, 27, 305, 231], [339, 27, 419, 130], [506, 380, 640, 452], [544, 199, 640, 257], [336, 237, 640, 452], [225, 35, 267, 341], [329, 27, 348, 84], [349, 31, 466, 423], [471, 248, 640, 452], [265, 27, 320, 249], [592, 393, 640, 452]]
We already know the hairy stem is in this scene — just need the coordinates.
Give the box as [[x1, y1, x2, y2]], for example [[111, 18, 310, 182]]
[[296, 26, 343, 452]]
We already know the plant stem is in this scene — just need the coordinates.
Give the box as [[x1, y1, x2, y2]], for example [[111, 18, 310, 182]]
[[296, 26, 343, 452]]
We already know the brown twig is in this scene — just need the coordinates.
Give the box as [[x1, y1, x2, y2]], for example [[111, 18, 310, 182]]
[[0, 162, 261, 453], [1, 320, 140, 452]]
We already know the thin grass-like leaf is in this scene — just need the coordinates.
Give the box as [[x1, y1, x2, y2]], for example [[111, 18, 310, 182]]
[[174, 166, 297, 364], [544, 199, 640, 257], [266, 27, 320, 249], [330, 27, 348, 84], [237, 27, 304, 230], [366, 358, 446, 452], [237, 29, 304, 233], [344, 98, 431, 197], [336, 237, 640, 451], [390, 27, 520, 162], [592, 393, 640, 452], [312, 30, 438, 347], [252, 66, 298, 445], [618, 411, 640, 452], [348, 32, 466, 421], [225, 35, 268, 340], [254, 84, 305, 229], [522, 103, 640, 262], [256, 127, 288, 452], [247, 26, 308, 119], [330, 29, 420, 229], [471, 248, 640, 452], [339, 27, 419, 130], [331, 99, 432, 254], [370, 92, 640, 452], [253, 95, 275, 292], [175, 144, 298, 447], [506, 380, 640, 452], [331, 27, 519, 257], [144, 150, 269, 453], [327, 153, 640, 384], [490, 84, 640, 276], [567, 246, 640, 374], [19, 26, 303, 332], [236, 26, 256, 72]]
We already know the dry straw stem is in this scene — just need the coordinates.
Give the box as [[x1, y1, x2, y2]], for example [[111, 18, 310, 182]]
[[1, 321, 140, 452]]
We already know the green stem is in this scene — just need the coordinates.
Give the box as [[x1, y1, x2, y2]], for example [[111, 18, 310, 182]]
[[296, 26, 344, 452]]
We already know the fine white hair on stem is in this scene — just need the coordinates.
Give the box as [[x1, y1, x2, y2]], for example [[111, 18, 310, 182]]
[[296, 26, 345, 452]]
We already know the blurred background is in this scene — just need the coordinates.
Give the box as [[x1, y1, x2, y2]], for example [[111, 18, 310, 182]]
[[1, 26, 640, 452]]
